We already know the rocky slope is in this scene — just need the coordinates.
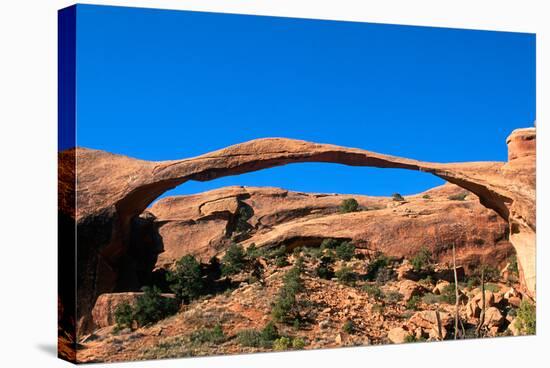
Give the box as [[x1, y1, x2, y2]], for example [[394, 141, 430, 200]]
[[78, 248, 529, 363]]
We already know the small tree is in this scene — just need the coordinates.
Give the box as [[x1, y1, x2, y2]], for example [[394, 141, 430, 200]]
[[167, 255, 204, 303], [316, 263, 334, 280], [246, 243, 260, 259], [392, 193, 405, 202], [114, 301, 134, 330], [515, 300, 536, 335], [133, 286, 178, 327], [320, 238, 339, 250], [190, 324, 226, 344], [335, 241, 355, 261], [365, 252, 390, 281], [362, 284, 383, 300], [221, 243, 247, 276], [335, 266, 356, 285], [235, 204, 253, 233], [342, 320, 355, 334], [339, 198, 359, 213], [384, 290, 403, 304], [439, 284, 457, 304], [410, 247, 432, 272]]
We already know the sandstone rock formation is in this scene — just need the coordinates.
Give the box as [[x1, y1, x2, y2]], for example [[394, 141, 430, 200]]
[[92, 292, 175, 329], [150, 184, 513, 272], [58, 127, 535, 334]]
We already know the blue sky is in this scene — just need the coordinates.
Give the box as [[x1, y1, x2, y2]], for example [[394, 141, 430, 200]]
[[74, 4, 535, 198]]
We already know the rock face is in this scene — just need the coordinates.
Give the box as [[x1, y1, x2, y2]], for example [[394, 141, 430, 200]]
[[92, 292, 175, 329], [150, 184, 513, 271], [58, 127, 536, 334]]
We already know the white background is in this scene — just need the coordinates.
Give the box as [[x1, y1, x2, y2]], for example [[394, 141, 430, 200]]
[[0, 0, 547, 367]]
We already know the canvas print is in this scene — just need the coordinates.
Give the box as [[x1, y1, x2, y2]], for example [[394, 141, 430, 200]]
[[58, 4, 536, 364]]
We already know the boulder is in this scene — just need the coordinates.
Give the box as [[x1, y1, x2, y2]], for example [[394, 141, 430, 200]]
[[91, 292, 176, 329], [388, 327, 410, 344], [408, 310, 452, 340], [483, 307, 504, 329], [466, 291, 496, 319], [508, 296, 522, 308], [398, 280, 426, 302], [432, 280, 450, 295]]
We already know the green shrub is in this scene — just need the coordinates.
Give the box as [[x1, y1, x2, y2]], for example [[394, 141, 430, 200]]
[[485, 283, 500, 293], [392, 193, 405, 202], [267, 245, 287, 259], [275, 255, 290, 267], [466, 276, 480, 289], [237, 322, 279, 348], [336, 266, 356, 285], [272, 261, 303, 322], [482, 266, 500, 282], [365, 253, 390, 281], [508, 255, 519, 275], [221, 243, 247, 276], [133, 286, 179, 327], [246, 243, 261, 259], [438, 284, 457, 304], [306, 247, 323, 259], [273, 336, 291, 351], [405, 335, 426, 343], [292, 337, 306, 349], [322, 251, 336, 264], [515, 300, 536, 335], [260, 321, 279, 342], [375, 267, 395, 284], [471, 265, 500, 282], [448, 192, 468, 201], [272, 292, 296, 323], [422, 194, 430, 199], [237, 330, 263, 347], [320, 238, 339, 250], [339, 198, 359, 213], [342, 320, 355, 334], [406, 295, 421, 310], [362, 284, 383, 300], [315, 264, 334, 280], [335, 241, 355, 261], [372, 303, 385, 314], [235, 204, 253, 233], [190, 324, 225, 344], [167, 255, 204, 303], [422, 293, 441, 304], [419, 275, 434, 288], [385, 290, 403, 304], [410, 247, 432, 272], [292, 246, 303, 257], [114, 301, 134, 330]]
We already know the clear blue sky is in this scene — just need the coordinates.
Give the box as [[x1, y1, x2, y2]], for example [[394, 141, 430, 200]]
[[74, 4, 535, 198]]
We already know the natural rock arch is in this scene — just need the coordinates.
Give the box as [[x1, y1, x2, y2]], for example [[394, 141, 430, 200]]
[[59, 127, 535, 333]]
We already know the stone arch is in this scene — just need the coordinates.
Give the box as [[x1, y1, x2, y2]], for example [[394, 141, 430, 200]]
[[62, 128, 535, 333]]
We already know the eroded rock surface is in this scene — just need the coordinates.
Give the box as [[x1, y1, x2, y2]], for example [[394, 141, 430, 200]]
[[150, 184, 513, 274]]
